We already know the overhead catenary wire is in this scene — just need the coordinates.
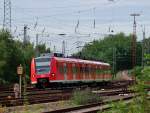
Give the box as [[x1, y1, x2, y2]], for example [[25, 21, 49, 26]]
[[3, 0, 150, 55]]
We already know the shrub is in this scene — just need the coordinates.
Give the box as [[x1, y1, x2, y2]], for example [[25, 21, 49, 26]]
[[71, 88, 101, 105], [99, 66, 150, 113]]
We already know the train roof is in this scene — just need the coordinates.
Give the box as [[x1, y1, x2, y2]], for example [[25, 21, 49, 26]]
[[54, 57, 110, 66]]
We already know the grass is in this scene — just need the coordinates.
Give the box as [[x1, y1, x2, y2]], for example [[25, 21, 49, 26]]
[[71, 88, 102, 105]]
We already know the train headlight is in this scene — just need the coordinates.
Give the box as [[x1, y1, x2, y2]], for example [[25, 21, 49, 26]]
[[51, 73, 55, 77], [33, 74, 35, 78]]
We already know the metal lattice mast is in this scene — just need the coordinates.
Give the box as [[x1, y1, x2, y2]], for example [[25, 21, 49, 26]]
[[3, 0, 11, 32], [130, 13, 140, 68]]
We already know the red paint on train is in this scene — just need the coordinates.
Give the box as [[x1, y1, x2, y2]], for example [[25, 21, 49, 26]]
[[30, 55, 112, 85]]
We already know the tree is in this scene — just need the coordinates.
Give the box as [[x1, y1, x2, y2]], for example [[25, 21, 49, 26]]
[[74, 33, 142, 71], [0, 30, 52, 84], [0, 31, 24, 84]]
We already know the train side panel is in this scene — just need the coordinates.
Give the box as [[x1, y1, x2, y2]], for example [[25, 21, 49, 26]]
[[31, 56, 113, 86]]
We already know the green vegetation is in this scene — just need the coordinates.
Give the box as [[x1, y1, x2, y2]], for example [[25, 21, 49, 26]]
[[99, 84, 150, 113], [99, 66, 150, 113], [74, 33, 142, 71], [0, 30, 50, 84], [71, 88, 101, 105]]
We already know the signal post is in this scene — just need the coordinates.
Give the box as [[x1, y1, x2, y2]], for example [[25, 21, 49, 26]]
[[17, 64, 23, 98]]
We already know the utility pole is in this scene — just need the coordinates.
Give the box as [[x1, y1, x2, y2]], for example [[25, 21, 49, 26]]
[[113, 48, 116, 78], [23, 26, 28, 99], [130, 13, 140, 69], [3, 0, 11, 32], [62, 40, 65, 56], [36, 34, 39, 57], [53, 45, 56, 53], [23, 25, 28, 45], [23, 25, 28, 103], [142, 25, 145, 68]]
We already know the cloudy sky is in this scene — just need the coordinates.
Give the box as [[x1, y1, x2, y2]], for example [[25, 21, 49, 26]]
[[0, 0, 150, 55]]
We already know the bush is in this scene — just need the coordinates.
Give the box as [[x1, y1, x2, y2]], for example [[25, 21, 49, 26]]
[[71, 88, 101, 105], [100, 66, 150, 113]]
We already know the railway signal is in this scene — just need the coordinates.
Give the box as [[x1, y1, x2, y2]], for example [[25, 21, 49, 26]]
[[17, 64, 23, 75], [17, 64, 23, 98]]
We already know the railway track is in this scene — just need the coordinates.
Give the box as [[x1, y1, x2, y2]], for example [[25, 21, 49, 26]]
[[42, 94, 137, 113], [0, 80, 134, 107], [0, 88, 134, 107]]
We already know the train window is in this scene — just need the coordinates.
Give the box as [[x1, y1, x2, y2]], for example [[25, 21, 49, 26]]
[[72, 64, 77, 74], [96, 68, 100, 74], [105, 69, 111, 74], [35, 57, 50, 74], [35, 58, 50, 62], [101, 70, 105, 74], [96, 67, 98, 74]]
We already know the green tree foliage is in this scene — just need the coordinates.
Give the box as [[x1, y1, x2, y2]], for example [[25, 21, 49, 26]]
[[144, 53, 150, 66], [74, 33, 142, 71], [101, 67, 150, 113], [0, 31, 24, 84], [36, 44, 51, 54], [144, 37, 150, 54], [0, 31, 51, 84]]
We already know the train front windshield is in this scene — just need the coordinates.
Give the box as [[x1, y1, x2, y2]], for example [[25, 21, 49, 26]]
[[35, 57, 51, 74]]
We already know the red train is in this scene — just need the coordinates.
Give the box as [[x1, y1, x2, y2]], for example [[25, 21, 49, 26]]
[[30, 53, 112, 87]]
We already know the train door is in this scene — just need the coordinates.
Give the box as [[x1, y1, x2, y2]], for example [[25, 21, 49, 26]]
[[96, 66, 98, 80], [56, 61, 59, 80], [63, 63, 67, 81], [99, 65, 102, 80], [92, 65, 95, 80], [76, 63, 80, 80], [67, 62, 73, 80], [82, 64, 85, 80], [93, 65, 96, 80], [101, 65, 105, 80], [105, 66, 108, 79], [103, 66, 106, 80], [87, 64, 90, 80], [58, 62, 64, 80], [85, 64, 89, 80], [72, 63, 76, 80], [91, 65, 94, 80], [78, 63, 81, 80]]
